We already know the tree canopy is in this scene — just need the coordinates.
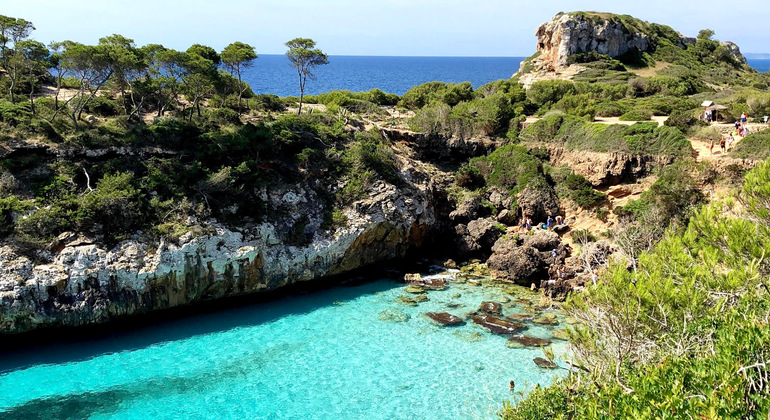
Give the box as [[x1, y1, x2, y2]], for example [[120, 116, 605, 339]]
[[285, 37, 328, 115]]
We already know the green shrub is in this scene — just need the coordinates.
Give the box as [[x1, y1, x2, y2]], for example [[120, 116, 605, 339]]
[[249, 94, 286, 112], [399, 81, 474, 109], [730, 129, 770, 160], [594, 101, 629, 117], [454, 164, 484, 188]]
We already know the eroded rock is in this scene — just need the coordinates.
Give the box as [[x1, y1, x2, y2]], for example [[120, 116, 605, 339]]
[[507, 335, 553, 348], [425, 312, 465, 326], [471, 314, 527, 335]]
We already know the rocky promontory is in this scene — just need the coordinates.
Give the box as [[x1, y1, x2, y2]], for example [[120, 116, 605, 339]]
[[516, 11, 746, 87]]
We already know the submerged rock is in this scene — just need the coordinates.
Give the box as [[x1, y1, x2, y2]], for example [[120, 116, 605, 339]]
[[533, 313, 559, 325], [453, 330, 487, 343], [507, 335, 553, 349], [414, 294, 429, 302], [405, 286, 426, 294], [533, 357, 559, 369], [477, 301, 502, 315], [506, 313, 535, 323], [471, 314, 527, 335], [395, 295, 418, 307], [379, 308, 411, 323], [551, 329, 570, 341], [424, 312, 465, 326]]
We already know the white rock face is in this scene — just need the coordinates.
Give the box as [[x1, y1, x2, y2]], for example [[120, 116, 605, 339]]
[[0, 174, 437, 334], [515, 12, 746, 88], [535, 13, 649, 69]]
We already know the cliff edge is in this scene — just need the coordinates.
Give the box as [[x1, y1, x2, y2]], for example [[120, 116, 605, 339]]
[[516, 12, 746, 88]]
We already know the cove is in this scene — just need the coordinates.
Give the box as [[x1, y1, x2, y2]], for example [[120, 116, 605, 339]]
[[0, 273, 567, 419]]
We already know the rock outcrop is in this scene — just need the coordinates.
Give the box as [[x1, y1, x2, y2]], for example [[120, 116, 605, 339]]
[[541, 144, 676, 186], [535, 13, 650, 70], [515, 12, 746, 88], [488, 230, 570, 287], [0, 172, 437, 334]]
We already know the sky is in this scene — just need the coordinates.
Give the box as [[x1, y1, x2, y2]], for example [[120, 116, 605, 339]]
[[4, 0, 770, 56]]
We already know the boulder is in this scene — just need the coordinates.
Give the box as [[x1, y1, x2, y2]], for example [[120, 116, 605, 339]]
[[533, 357, 559, 369], [523, 230, 561, 251], [487, 187, 513, 210], [488, 243, 546, 286], [497, 209, 517, 226], [456, 218, 504, 255], [477, 301, 502, 315], [425, 312, 465, 326], [471, 314, 527, 335], [507, 335, 553, 348], [517, 185, 560, 227], [449, 195, 483, 224]]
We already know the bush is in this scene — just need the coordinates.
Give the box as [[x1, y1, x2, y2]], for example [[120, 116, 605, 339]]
[[594, 101, 629, 117], [664, 108, 698, 133], [455, 164, 484, 188], [399, 81, 473, 109], [730, 129, 770, 160], [249, 94, 286, 112], [619, 108, 653, 121]]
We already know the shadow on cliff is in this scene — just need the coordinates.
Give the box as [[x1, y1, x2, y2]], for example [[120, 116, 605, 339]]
[[0, 271, 404, 374]]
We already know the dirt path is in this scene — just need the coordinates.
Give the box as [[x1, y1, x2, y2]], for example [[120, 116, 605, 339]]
[[524, 115, 668, 127]]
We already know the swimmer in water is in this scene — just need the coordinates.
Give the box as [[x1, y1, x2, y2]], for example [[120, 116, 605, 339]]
[[509, 380, 515, 391]]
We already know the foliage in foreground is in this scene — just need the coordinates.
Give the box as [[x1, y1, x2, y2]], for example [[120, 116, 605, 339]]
[[502, 161, 770, 419]]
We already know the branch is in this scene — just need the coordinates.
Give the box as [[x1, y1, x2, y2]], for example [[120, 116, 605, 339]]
[[83, 168, 94, 193]]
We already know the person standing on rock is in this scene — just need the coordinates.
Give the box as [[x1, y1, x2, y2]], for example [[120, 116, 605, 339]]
[[546, 215, 553, 229], [720, 136, 726, 154], [710, 139, 715, 154]]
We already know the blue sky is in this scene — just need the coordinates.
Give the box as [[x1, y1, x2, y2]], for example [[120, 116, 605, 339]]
[[6, 0, 769, 56]]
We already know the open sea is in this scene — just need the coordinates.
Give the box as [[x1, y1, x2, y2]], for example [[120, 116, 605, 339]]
[[0, 273, 568, 419], [242, 55, 770, 97]]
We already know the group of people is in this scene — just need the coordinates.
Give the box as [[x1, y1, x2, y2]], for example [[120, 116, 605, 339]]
[[708, 113, 750, 155], [519, 214, 565, 231]]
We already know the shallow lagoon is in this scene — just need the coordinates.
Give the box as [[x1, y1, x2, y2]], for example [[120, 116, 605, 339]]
[[0, 273, 567, 419]]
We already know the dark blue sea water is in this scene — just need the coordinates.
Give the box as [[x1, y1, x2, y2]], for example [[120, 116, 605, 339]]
[[242, 56, 770, 98], [242, 55, 525, 97], [748, 59, 770, 73]]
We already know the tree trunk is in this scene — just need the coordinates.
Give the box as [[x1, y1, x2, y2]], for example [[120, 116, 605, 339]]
[[28, 68, 35, 115], [297, 69, 304, 115]]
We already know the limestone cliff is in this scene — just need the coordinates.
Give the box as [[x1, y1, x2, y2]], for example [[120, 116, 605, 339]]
[[515, 12, 746, 88], [0, 165, 437, 334]]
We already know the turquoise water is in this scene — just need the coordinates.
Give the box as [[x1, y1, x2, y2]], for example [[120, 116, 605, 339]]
[[0, 273, 568, 419]]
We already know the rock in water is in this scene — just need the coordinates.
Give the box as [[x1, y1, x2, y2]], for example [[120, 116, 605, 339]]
[[379, 308, 411, 323], [405, 286, 426, 294], [533, 313, 559, 325], [404, 273, 423, 283], [477, 301, 502, 315], [551, 329, 570, 341], [507, 335, 553, 349], [453, 330, 487, 342], [424, 312, 465, 326], [533, 357, 559, 369], [506, 313, 534, 323], [471, 315, 527, 335]]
